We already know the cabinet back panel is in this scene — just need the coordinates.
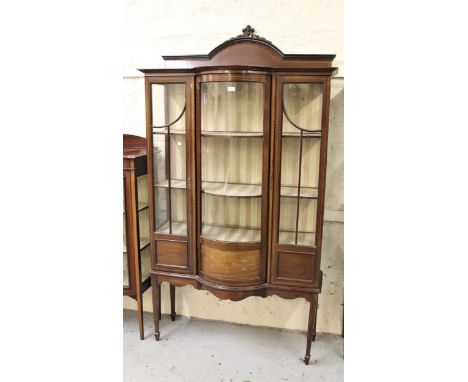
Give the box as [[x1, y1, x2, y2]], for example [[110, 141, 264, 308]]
[[201, 137, 263, 184]]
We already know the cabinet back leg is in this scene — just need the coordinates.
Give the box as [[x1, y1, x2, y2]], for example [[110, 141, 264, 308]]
[[170, 285, 176, 321], [137, 290, 144, 340], [304, 294, 318, 365], [151, 275, 160, 341]]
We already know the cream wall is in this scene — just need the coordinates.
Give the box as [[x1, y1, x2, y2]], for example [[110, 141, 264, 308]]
[[123, 0, 344, 334]]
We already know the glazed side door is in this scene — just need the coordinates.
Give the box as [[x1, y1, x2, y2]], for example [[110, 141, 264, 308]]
[[146, 75, 196, 274], [270, 74, 331, 288]]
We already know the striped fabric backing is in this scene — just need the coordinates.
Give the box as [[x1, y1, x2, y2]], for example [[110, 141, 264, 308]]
[[201, 82, 264, 133], [201, 136, 263, 184], [280, 138, 321, 189], [151, 83, 186, 130]]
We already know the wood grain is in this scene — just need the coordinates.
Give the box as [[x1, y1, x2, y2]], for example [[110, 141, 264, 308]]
[[201, 245, 261, 282], [156, 240, 188, 267]]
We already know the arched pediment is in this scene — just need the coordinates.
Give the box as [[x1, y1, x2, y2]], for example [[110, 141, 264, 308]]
[[155, 25, 336, 71]]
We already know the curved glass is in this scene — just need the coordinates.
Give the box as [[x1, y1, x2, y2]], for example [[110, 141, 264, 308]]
[[152, 83, 187, 235], [123, 178, 129, 288], [137, 174, 151, 281], [279, 83, 323, 247], [201, 81, 264, 242]]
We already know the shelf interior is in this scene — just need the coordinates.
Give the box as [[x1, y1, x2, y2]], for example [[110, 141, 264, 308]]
[[153, 129, 186, 135], [154, 180, 317, 199], [156, 221, 188, 236], [282, 132, 321, 138], [278, 230, 315, 247], [202, 131, 263, 137], [202, 224, 261, 242], [203, 182, 261, 197], [280, 185, 318, 199]]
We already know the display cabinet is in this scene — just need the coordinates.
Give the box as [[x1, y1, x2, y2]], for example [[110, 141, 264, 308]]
[[123, 134, 152, 339], [140, 26, 337, 363]]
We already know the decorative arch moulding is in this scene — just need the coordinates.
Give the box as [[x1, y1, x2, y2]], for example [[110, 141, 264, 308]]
[[139, 25, 338, 74]]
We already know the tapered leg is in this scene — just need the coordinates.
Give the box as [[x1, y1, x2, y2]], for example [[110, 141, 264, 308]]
[[304, 294, 318, 365], [170, 284, 176, 321], [312, 298, 318, 342], [151, 275, 160, 341], [159, 284, 161, 320], [136, 290, 144, 340]]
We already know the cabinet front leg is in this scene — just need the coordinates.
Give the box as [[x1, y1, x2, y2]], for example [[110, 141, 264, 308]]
[[312, 297, 318, 342], [151, 275, 160, 341], [170, 284, 176, 321], [159, 284, 161, 320], [304, 294, 318, 365]]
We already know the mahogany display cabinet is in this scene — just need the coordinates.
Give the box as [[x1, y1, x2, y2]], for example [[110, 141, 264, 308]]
[[123, 134, 152, 339], [139, 26, 337, 364]]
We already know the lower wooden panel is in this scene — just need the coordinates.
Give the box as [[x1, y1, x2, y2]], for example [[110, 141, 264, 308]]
[[275, 251, 318, 286], [201, 244, 261, 284], [156, 240, 187, 268]]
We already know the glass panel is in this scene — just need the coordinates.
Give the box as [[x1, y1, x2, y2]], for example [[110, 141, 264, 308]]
[[282, 83, 323, 133], [137, 175, 151, 282], [279, 83, 323, 247], [123, 179, 129, 288], [201, 81, 264, 242], [152, 83, 187, 235], [140, 245, 151, 282]]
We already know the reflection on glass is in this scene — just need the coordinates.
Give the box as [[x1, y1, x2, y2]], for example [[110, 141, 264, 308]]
[[152, 83, 187, 235], [279, 83, 323, 247], [123, 179, 129, 288], [201, 82, 264, 242], [137, 175, 151, 282]]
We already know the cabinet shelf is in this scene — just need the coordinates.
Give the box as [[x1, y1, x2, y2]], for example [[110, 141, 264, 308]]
[[203, 182, 261, 197], [156, 221, 187, 236], [154, 180, 317, 199], [154, 179, 187, 189], [123, 202, 149, 213], [282, 132, 321, 138], [278, 230, 316, 246], [202, 131, 263, 137], [280, 186, 318, 199], [202, 224, 261, 242], [153, 129, 186, 135], [199, 225, 315, 245], [155, 180, 263, 198]]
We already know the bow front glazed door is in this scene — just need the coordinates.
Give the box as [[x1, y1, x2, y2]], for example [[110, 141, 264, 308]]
[[196, 73, 271, 287]]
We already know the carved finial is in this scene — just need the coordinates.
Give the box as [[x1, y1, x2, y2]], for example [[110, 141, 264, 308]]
[[222, 25, 276, 51], [242, 25, 255, 37]]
